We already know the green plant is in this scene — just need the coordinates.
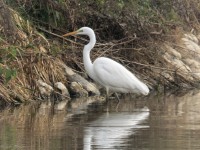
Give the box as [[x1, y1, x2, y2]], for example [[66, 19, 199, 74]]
[[0, 66, 17, 83], [0, 46, 18, 83]]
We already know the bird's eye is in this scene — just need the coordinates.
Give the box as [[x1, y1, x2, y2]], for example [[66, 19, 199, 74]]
[[79, 29, 83, 33]]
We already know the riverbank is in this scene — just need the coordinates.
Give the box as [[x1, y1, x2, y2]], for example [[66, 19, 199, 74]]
[[0, 0, 200, 103]]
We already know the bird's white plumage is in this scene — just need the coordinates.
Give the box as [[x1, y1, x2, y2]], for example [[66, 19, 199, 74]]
[[93, 57, 149, 95], [63, 27, 149, 96]]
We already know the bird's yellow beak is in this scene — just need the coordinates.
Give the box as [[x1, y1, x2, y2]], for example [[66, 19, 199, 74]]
[[62, 31, 78, 37]]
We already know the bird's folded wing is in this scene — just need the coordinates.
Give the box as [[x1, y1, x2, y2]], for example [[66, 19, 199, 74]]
[[93, 57, 139, 90]]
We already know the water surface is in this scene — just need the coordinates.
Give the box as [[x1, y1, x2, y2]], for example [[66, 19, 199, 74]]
[[0, 90, 200, 150]]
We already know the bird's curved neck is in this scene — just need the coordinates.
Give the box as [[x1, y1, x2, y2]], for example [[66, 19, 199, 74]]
[[83, 31, 96, 78]]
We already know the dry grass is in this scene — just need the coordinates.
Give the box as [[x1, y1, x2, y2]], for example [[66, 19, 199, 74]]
[[0, 9, 69, 104]]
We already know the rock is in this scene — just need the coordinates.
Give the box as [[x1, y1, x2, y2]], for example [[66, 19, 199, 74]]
[[37, 80, 53, 98], [181, 38, 200, 54], [183, 59, 200, 80], [70, 82, 88, 97], [38, 86, 48, 95], [172, 59, 191, 73], [60, 63, 100, 96], [162, 52, 194, 81], [183, 59, 200, 69], [54, 82, 70, 99], [161, 72, 174, 82], [184, 33, 198, 44], [164, 44, 182, 59]]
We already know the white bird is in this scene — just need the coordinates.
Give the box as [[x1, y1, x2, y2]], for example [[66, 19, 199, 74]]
[[63, 27, 149, 99]]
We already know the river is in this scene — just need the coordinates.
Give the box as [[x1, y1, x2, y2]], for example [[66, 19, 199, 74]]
[[0, 90, 200, 150]]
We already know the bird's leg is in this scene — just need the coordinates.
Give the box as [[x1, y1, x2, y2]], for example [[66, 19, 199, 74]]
[[114, 92, 120, 102], [114, 93, 120, 111], [105, 88, 120, 102], [106, 87, 109, 101]]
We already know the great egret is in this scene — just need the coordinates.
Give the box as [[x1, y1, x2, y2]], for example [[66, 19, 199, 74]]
[[63, 27, 149, 98]]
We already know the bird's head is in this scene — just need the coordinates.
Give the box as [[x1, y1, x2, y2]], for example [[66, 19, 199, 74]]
[[62, 27, 93, 37]]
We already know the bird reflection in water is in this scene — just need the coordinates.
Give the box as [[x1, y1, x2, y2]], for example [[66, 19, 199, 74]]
[[83, 107, 149, 149]]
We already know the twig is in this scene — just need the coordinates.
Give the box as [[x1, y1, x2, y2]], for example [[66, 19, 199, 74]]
[[36, 27, 84, 46]]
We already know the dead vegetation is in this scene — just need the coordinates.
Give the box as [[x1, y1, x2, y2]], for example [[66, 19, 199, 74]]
[[0, 0, 200, 103]]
